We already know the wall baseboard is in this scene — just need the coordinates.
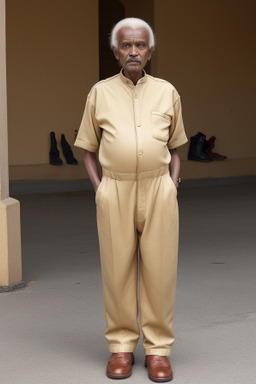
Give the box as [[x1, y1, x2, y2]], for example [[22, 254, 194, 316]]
[[9, 175, 256, 196], [10, 179, 92, 195]]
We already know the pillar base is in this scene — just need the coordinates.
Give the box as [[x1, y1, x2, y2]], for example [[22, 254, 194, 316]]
[[0, 197, 22, 287], [0, 281, 27, 293]]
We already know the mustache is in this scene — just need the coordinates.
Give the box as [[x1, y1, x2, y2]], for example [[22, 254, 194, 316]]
[[126, 57, 142, 64]]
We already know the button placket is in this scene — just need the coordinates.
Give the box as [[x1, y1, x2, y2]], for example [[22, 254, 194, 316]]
[[133, 94, 143, 161], [133, 91, 145, 223]]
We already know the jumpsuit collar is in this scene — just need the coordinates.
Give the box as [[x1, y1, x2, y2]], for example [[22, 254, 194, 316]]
[[119, 69, 147, 87]]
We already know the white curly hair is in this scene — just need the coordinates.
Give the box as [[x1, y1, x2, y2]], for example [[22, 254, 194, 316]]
[[110, 17, 155, 49]]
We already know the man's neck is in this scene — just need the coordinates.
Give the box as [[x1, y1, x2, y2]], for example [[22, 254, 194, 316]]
[[123, 69, 144, 85]]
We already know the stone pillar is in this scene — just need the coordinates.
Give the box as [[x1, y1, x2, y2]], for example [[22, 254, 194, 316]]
[[0, 0, 24, 292]]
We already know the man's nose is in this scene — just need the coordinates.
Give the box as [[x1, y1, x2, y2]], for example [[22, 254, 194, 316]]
[[129, 44, 137, 56]]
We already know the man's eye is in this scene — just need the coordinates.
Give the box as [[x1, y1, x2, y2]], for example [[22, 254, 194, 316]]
[[122, 43, 129, 48], [138, 42, 146, 48]]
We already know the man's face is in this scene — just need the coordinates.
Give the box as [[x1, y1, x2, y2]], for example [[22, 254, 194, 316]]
[[113, 27, 153, 77]]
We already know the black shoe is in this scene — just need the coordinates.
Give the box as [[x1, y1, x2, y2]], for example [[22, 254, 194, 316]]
[[61, 134, 78, 165], [188, 132, 213, 162], [49, 131, 63, 165]]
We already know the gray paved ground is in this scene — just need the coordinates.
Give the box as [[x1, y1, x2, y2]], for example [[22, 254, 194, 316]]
[[1, 182, 256, 384]]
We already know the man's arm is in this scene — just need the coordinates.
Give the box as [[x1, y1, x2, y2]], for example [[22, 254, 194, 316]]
[[83, 150, 101, 192], [169, 148, 180, 189]]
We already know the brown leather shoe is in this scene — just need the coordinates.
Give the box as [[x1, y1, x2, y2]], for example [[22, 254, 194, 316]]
[[106, 352, 134, 379], [145, 355, 173, 382]]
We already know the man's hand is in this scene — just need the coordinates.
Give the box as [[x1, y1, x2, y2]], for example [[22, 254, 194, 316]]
[[95, 180, 101, 192], [172, 178, 179, 189]]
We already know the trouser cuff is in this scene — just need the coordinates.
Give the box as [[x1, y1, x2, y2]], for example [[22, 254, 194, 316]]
[[145, 348, 171, 356], [109, 344, 136, 353]]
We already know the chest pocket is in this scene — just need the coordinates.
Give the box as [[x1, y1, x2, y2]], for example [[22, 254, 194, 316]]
[[151, 111, 171, 142]]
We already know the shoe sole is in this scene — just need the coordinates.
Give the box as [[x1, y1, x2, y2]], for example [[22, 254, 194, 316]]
[[145, 363, 173, 382], [187, 157, 213, 162], [148, 373, 173, 382], [106, 371, 132, 379]]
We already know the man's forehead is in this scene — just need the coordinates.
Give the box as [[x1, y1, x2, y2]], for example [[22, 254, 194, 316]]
[[117, 27, 149, 41]]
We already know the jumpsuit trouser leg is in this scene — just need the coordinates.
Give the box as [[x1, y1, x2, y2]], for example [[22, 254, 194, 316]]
[[95, 166, 179, 356]]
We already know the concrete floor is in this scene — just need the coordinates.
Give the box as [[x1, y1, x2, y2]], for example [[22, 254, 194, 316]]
[[1, 182, 256, 384]]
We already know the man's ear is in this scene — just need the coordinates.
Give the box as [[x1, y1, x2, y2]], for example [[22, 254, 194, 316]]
[[148, 47, 154, 61], [112, 47, 119, 60]]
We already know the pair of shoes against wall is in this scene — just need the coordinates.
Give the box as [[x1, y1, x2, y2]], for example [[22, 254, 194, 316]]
[[188, 131, 227, 162], [107, 352, 173, 382], [49, 131, 78, 165]]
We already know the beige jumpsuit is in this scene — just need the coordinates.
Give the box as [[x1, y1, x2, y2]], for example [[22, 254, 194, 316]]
[[75, 71, 187, 356]]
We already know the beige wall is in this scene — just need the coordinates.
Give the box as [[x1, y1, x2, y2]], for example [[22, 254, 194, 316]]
[[7, 0, 256, 181], [154, 0, 256, 165], [7, 0, 98, 167]]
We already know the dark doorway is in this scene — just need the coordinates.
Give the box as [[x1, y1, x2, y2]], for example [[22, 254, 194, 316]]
[[99, 0, 125, 80]]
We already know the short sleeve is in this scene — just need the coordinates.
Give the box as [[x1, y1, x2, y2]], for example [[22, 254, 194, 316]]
[[74, 96, 101, 153], [168, 97, 188, 149]]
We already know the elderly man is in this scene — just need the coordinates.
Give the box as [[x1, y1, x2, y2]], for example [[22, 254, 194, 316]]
[[75, 18, 187, 382]]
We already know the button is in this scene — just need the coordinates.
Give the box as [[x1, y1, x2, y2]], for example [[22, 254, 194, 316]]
[[134, 94, 138, 98], [139, 152, 143, 155], [137, 123, 140, 127]]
